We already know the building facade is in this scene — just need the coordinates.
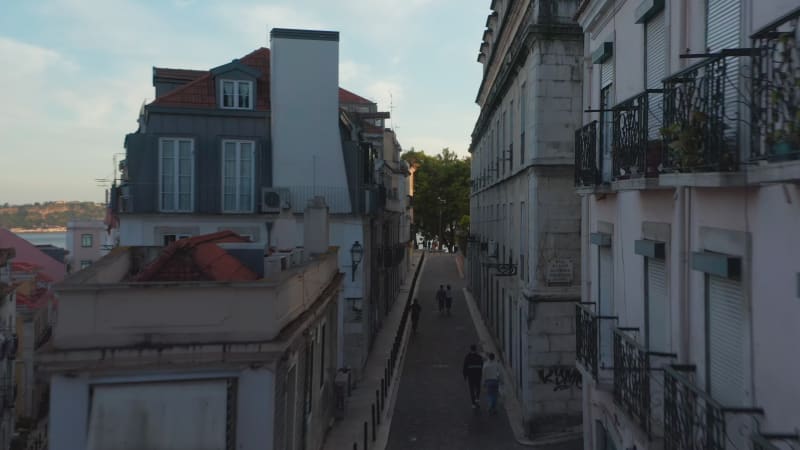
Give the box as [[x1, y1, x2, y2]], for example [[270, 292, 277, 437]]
[[467, 0, 584, 438], [114, 29, 410, 378], [65, 220, 107, 272], [43, 222, 343, 450], [573, 0, 800, 449], [0, 248, 16, 450]]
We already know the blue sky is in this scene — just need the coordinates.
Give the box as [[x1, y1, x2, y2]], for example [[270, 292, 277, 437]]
[[0, 0, 488, 204]]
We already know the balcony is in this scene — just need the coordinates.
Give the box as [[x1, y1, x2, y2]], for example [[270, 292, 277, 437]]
[[661, 56, 739, 174], [752, 7, 800, 163], [612, 90, 665, 181], [574, 121, 599, 187], [613, 328, 676, 439], [575, 303, 617, 381], [664, 365, 764, 450]]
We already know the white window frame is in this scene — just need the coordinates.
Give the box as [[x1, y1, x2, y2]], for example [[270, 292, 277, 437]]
[[80, 260, 92, 269], [221, 140, 256, 213], [158, 138, 195, 212], [81, 234, 93, 248], [220, 79, 253, 110]]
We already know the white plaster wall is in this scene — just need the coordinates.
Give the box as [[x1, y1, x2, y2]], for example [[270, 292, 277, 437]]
[[119, 214, 272, 246], [270, 33, 352, 213], [50, 374, 90, 450], [237, 368, 275, 450]]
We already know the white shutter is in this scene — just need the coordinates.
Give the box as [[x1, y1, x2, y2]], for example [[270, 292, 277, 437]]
[[601, 57, 614, 88], [707, 0, 742, 138], [708, 275, 746, 406], [645, 11, 666, 139], [646, 258, 669, 351], [87, 380, 229, 450]]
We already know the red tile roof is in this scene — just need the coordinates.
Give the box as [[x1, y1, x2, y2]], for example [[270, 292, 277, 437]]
[[134, 231, 259, 282], [0, 228, 65, 283], [339, 87, 374, 104], [150, 48, 372, 110]]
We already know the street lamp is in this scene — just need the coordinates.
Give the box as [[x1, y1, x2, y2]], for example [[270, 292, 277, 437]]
[[350, 241, 364, 281]]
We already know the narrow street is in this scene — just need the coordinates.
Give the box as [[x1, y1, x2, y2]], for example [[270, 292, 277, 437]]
[[386, 253, 525, 450]]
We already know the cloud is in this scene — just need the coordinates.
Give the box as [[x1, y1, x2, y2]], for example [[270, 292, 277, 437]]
[[364, 80, 403, 113], [339, 60, 369, 85], [214, 3, 330, 47]]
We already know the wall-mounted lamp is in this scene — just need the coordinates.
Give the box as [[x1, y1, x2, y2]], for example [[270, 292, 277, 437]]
[[350, 241, 364, 281]]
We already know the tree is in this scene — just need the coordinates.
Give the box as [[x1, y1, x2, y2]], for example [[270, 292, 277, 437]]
[[402, 148, 471, 250]]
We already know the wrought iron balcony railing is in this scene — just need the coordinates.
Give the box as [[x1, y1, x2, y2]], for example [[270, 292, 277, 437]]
[[576, 303, 598, 377], [575, 121, 599, 187], [613, 328, 677, 439], [662, 56, 739, 173], [752, 7, 800, 161], [664, 365, 764, 450], [612, 90, 665, 179]]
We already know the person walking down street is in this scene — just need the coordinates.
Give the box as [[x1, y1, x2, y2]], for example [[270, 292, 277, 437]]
[[410, 299, 422, 332], [436, 285, 446, 315], [462, 345, 484, 408], [483, 353, 502, 414], [445, 285, 454, 316]]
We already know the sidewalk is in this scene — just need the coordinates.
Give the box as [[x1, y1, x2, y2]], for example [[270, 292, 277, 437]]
[[322, 250, 425, 450]]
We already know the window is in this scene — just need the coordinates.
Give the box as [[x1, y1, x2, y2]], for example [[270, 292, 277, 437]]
[[520, 82, 526, 165], [162, 233, 192, 246], [221, 80, 252, 109], [81, 234, 93, 248], [509, 100, 514, 172], [319, 323, 326, 388], [222, 140, 255, 212], [80, 260, 92, 269], [159, 138, 194, 212]]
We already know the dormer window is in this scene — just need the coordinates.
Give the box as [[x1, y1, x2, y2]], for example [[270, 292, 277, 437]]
[[221, 80, 252, 110]]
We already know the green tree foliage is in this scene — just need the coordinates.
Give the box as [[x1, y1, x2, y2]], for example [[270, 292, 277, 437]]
[[402, 148, 471, 249], [0, 201, 105, 229]]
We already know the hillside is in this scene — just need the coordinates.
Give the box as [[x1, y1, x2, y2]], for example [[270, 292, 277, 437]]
[[0, 201, 105, 231]]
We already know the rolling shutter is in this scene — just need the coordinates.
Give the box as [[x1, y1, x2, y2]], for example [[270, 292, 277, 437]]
[[599, 247, 614, 368], [646, 258, 669, 351], [601, 57, 614, 88], [645, 11, 666, 139], [707, 0, 742, 137], [708, 275, 745, 406]]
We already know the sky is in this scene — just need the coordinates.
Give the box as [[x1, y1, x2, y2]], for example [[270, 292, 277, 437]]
[[0, 0, 489, 204]]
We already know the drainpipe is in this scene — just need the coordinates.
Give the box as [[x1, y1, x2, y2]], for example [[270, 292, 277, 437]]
[[676, 186, 691, 362]]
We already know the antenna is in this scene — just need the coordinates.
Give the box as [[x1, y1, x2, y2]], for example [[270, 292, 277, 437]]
[[389, 92, 397, 131]]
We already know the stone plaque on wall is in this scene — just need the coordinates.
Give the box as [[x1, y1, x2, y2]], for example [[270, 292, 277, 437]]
[[546, 258, 573, 286]]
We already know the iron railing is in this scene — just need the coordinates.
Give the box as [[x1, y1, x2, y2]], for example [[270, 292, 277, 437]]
[[575, 121, 599, 187], [576, 303, 598, 378], [752, 433, 800, 450], [664, 365, 764, 450], [662, 57, 738, 173], [613, 328, 677, 439], [612, 90, 665, 179], [752, 7, 800, 161]]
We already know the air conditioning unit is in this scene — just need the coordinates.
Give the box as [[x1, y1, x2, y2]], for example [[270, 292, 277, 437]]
[[261, 188, 290, 213]]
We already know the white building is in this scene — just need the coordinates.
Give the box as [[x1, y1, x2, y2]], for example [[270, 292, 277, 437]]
[[65, 220, 108, 273], [43, 202, 343, 450], [573, 0, 800, 449], [467, 0, 584, 439], [115, 28, 410, 378]]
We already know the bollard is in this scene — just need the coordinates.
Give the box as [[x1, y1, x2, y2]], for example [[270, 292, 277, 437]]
[[376, 389, 381, 418], [363, 421, 368, 450], [371, 404, 376, 441], [381, 378, 386, 403]]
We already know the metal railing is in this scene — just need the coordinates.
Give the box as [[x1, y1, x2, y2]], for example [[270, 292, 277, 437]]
[[752, 7, 800, 161], [664, 365, 764, 450], [574, 121, 599, 187], [612, 90, 665, 179], [613, 328, 676, 439], [662, 57, 738, 173], [575, 303, 598, 377]]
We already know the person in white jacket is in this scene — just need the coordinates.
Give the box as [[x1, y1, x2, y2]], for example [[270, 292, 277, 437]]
[[482, 352, 502, 414]]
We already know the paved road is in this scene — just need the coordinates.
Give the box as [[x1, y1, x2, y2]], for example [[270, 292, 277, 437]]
[[386, 253, 526, 450]]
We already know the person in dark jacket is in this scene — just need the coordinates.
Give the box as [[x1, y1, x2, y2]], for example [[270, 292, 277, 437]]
[[410, 299, 422, 332], [462, 344, 484, 408], [436, 285, 446, 315]]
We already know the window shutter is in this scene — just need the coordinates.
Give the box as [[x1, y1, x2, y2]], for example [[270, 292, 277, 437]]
[[601, 57, 614, 88], [646, 257, 669, 351], [707, 0, 742, 138], [708, 275, 746, 406], [645, 11, 666, 139]]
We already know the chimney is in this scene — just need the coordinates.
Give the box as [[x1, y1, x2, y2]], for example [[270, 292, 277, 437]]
[[304, 196, 329, 255], [269, 28, 352, 213]]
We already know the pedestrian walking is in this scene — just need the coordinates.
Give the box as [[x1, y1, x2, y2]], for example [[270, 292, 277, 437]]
[[445, 285, 454, 315], [462, 345, 484, 408], [436, 285, 446, 315], [483, 353, 502, 414], [410, 299, 421, 332]]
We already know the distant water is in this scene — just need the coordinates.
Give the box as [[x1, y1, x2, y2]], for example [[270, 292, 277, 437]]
[[17, 232, 67, 249]]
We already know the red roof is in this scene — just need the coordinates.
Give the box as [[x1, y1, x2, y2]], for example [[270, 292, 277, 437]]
[[134, 231, 259, 282], [339, 87, 374, 104], [0, 228, 65, 283], [151, 48, 372, 110]]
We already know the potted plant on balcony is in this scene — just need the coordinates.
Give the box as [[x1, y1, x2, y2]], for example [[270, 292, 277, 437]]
[[764, 108, 800, 161], [661, 111, 707, 172]]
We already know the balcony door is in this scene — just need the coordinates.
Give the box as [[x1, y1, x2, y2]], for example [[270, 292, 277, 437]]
[[707, 275, 747, 406], [645, 257, 669, 351], [600, 83, 614, 183], [707, 0, 742, 140], [598, 246, 614, 369], [645, 10, 666, 140]]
